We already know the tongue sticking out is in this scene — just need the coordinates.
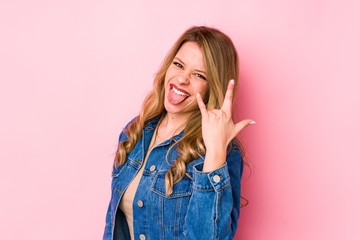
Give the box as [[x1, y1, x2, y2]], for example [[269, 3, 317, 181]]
[[168, 88, 188, 105]]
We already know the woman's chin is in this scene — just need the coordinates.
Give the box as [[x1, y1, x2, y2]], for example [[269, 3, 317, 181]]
[[164, 104, 181, 115], [164, 104, 197, 117]]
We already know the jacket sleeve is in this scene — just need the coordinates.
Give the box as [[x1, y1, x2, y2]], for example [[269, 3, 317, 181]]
[[183, 141, 243, 240], [103, 116, 137, 240]]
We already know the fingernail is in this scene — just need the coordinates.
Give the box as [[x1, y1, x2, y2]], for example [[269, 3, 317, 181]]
[[250, 120, 256, 125], [196, 93, 200, 97], [230, 79, 234, 84]]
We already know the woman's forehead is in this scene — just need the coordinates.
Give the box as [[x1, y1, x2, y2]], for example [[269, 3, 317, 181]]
[[175, 42, 206, 72]]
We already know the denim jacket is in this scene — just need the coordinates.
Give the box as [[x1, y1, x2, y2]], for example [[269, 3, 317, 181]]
[[103, 116, 244, 240]]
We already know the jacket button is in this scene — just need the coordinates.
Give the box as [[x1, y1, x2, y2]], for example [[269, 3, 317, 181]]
[[213, 175, 221, 183], [139, 234, 146, 240], [149, 165, 156, 171], [137, 200, 144, 208]]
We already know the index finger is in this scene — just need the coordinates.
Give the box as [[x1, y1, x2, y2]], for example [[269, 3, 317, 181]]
[[221, 79, 235, 113]]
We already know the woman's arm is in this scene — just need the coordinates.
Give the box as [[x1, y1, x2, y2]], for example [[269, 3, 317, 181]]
[[184, 141, 243, 240], [103, 116, 137, 239], [186, 79, 253, 239]]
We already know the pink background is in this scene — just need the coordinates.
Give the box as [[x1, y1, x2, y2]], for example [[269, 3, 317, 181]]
[[1, 0, 359, 239]]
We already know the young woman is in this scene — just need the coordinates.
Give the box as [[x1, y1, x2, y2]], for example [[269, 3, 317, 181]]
[[103, 26, 255, 240]]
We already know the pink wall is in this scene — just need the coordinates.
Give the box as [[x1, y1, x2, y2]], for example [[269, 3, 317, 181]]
[[1, 0, 359, 239]]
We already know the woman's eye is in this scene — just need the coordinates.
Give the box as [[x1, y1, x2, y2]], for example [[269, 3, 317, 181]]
[[195, 73, 207, 81], [173, 62, 183, 69]]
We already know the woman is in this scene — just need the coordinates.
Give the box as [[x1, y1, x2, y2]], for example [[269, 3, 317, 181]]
[[103, 26, 255, 240]]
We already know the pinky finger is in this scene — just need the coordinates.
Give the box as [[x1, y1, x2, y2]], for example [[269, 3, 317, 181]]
[[234, 119, 256, 135]]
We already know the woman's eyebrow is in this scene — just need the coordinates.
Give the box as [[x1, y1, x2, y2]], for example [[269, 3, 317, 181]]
[[196, 69, 207, 74], [174, 57, 207, 74], [174, 57, 186, 66]]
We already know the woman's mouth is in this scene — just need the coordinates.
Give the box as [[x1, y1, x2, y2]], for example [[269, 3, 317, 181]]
[[168, 84, 190, 105]]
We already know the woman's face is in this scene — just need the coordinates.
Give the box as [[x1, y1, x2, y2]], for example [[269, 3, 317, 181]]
[[164, 41, 209, 117]]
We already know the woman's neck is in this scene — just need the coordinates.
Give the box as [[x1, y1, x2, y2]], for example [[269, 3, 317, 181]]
[[157, 113, 189, 139]]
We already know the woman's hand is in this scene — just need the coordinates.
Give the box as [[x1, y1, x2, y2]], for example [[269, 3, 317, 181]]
[[196, 79, 255, 172]]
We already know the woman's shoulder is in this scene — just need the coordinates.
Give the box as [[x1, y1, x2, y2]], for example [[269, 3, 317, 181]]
[[122, 115, 162, 130], [118, 115, 163, 142], [117, 116, 138, 142]]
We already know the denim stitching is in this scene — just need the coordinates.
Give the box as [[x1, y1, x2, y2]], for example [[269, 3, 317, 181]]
[[127, 161, 138, 169], [194, 181, 230, 191], [152, 188, 192, 198], [175, 197, 180, 229], [160, 195, 163, 230], [150, 217, 186, 229], [215, 191, 220, 240]]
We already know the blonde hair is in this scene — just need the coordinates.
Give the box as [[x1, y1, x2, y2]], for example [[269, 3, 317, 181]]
[[115, 26, 248, 207]]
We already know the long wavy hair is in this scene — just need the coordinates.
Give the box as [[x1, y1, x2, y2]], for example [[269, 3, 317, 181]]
[[115, 26, 248, 207]]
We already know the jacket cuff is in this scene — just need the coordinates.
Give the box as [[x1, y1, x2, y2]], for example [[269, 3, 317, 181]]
[[192, 162, 231, 192]]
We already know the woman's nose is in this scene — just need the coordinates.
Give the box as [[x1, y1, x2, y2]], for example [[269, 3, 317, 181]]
[[177, 72, 190, 84]]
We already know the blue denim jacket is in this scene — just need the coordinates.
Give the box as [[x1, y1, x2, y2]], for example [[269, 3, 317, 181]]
[[103, 116, 243, 240]]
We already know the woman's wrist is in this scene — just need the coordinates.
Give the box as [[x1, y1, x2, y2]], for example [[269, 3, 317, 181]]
[[202, 148, 227, 172]]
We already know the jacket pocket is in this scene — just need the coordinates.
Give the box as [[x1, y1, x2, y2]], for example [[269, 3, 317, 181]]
[[150, 172, 193, 228]]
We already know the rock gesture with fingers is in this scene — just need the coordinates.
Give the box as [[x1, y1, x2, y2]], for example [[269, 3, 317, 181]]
[[196, 79, 255, 172]]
